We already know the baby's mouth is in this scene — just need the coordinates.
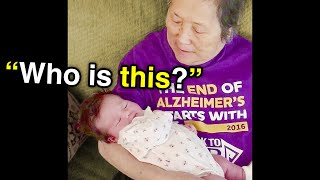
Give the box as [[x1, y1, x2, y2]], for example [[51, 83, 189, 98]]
[[128, 112, 138, 122]]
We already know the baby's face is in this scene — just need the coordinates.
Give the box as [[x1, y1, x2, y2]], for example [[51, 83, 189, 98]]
[[94, 94, 143, 139]]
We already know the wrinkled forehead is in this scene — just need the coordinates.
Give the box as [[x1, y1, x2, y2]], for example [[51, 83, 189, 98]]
[[168, 0, 218, 14], [169, 0, 218, 6], [168, 0, 219, 23]]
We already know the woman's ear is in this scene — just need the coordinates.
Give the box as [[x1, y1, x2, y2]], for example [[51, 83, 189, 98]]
[[105, 135, 117, 143]]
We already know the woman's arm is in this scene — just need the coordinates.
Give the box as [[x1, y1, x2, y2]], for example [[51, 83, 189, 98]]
[[98, 141, 204, 180]]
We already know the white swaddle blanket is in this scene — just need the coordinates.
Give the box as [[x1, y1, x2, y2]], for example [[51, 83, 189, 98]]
[[118, 107, 224, 177]]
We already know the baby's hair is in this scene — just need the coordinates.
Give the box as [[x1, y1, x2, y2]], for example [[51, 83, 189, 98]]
[[75, 89, 116, 143]]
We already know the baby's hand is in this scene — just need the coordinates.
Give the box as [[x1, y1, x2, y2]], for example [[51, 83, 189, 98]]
[[184, 124, 197, 134]]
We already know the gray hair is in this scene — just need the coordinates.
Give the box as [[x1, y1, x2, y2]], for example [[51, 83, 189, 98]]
[[167, 0, 245, 42]]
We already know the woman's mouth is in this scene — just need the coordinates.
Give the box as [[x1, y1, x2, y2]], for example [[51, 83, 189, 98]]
[[179, 48, 191, 53], [177, 45, 194, 54]]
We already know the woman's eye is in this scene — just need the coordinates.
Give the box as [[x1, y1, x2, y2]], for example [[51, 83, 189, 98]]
[[124, 102, 128, 109], [172, 18, 181, 24], [193, 28, 203, 34]]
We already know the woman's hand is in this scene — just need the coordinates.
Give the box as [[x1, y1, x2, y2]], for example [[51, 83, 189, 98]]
[[212, 155, 246, 180]]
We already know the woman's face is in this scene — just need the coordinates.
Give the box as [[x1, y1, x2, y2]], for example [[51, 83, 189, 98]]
[[166, 0, 225, 65]]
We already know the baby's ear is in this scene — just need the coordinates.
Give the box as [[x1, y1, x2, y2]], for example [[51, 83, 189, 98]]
[[105, 135, 117, 143]]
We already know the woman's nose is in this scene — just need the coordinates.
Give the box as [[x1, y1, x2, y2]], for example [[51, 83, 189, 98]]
[[178, 25, 192, 45]]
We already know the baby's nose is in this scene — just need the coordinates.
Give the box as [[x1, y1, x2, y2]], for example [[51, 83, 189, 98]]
[[121, 111, 130, 120]]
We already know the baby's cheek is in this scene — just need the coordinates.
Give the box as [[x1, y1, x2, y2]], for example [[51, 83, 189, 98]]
[[119, 121, 128, 131]]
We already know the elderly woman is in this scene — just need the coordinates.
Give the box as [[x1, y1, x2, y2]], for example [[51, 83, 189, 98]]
[[98, 0, 252, 179]]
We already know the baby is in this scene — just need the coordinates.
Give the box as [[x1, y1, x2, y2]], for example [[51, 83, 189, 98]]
[[76, 90, 224, 178]]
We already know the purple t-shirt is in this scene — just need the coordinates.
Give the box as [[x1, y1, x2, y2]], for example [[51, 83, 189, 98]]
[[113, 27, 252, 166]]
